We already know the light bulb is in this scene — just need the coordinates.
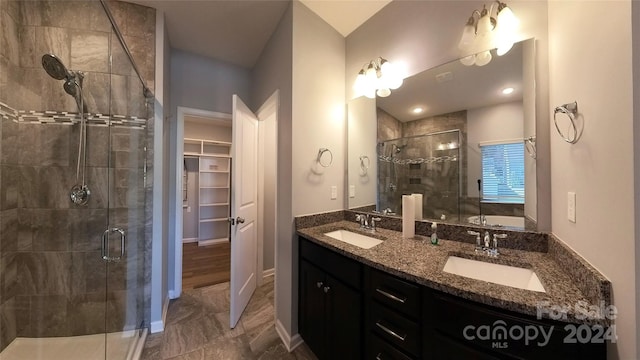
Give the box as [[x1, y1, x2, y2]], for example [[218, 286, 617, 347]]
[[353, 70, 367, 96], [376, 88, 391, 97], [364, 88, 376, 99], [496, 41, 514, 56], [497, 5, 518, 33], [460, 55, 476, 66], [388, 76, 403, 90], [475, 50, 492, 66], [476, 14, 492, 36], [458, 23, 476, 51]]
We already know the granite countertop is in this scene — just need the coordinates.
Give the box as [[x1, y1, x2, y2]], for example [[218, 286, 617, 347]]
[[297, 220, 608, 325]]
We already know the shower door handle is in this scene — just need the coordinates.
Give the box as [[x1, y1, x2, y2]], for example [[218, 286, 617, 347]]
[[101, 228, 126, 262]]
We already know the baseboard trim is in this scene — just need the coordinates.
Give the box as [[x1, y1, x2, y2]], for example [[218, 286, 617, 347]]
[[262, 268, 275, 278], [150, 295, 170, 333], [275, 319, 303, 352]]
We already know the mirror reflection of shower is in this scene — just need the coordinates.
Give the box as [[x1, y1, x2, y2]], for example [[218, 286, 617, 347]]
[[41, 54, 90, 205]]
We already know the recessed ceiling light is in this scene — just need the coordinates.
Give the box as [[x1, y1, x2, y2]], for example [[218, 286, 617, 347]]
[[412, 107, 424, 114], [502, 87, 515, 95]]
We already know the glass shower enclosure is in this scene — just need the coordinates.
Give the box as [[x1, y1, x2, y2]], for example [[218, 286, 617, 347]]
[[378, 130, 462, 221], [0, 0, 154, 359]]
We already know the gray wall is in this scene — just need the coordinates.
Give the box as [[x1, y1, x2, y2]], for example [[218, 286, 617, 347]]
[[250, 1, 293, 336], [170, 50, 251, 116]]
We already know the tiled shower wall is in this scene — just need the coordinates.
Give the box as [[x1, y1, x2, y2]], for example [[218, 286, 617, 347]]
[[376, 107, 523, 222], [377, 108, 466, 220], [0, 0, 155, 351]]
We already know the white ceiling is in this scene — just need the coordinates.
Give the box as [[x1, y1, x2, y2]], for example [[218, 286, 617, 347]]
[[131, 0, 391, 68], [377, 42, 524, 122]]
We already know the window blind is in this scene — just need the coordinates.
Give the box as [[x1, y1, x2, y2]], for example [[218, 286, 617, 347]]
[[480, 141, 525, 203]]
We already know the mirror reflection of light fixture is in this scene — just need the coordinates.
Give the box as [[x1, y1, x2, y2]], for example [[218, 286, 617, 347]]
[[436, 141, 459, 150], [457, 1, 519, 66], [354, 57, 403, 99]]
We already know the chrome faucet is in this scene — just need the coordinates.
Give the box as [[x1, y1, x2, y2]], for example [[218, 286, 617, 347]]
[[355, 213, 369, 228], [355, 213, 381, 231], [489, 233, 508, 257]]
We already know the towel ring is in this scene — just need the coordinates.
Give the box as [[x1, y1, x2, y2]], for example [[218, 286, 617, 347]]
[[359, 155, 370, 175], [554, 101, 579, 144], [317, 148, 332, 168], [524, 136, 537, 159]]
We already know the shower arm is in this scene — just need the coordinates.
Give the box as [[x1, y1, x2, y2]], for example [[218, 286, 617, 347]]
[[99, 0, 152, 98]]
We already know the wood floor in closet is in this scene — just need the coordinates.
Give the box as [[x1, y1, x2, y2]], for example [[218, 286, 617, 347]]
[[182, 241, 230, 289]]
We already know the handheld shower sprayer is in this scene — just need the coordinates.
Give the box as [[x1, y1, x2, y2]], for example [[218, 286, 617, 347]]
[[477, 179, 485, 225], [41, 54, 90, 205]]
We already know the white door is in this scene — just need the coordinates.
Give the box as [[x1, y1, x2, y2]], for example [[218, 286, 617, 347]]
[[230, 95, 259, 328]]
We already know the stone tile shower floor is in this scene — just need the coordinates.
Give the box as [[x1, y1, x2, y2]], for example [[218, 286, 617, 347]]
[[141, 276, 316, 360]]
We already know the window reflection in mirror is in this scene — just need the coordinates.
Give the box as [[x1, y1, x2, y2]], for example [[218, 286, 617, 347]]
[[347, 39, 537, 231]]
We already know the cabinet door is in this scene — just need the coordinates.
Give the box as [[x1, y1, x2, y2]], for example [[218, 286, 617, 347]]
[[299, 260, 327, 359], [325, 273, 362, 360]]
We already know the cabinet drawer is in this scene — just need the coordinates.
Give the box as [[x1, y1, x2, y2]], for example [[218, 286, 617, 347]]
[[369, 268, 420, 319], [424, 290, 606, 360], [424, 330, 500, 360], [369, 302, 420, 357], [368, 334, 414, 360], [300, 237, 361, 289]]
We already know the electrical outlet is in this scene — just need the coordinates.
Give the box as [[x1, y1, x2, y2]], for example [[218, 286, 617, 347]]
[[331, 186, 337, 200], [567, 192, 576, 223], [349, 185, 355, 198]]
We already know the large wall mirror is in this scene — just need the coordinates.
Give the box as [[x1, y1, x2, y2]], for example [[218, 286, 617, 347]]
[[348, 38, 539, 231]]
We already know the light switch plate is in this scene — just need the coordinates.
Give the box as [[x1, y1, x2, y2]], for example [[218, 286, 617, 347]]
[[331, 186, 337, 200], [568, 192, 576, 223], [349, 185, 355, 198]]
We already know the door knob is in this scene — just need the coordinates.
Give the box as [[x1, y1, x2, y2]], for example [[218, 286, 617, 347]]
[[236, 217, 245, 224]]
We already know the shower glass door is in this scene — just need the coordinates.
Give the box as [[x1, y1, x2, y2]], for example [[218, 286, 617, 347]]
[[103, 3, 150, 358], [378, 130, 462, 221]]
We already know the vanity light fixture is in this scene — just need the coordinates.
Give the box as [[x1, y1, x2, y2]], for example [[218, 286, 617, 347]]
[[354, 57, 403, 99], [457, 1, 519, 66]]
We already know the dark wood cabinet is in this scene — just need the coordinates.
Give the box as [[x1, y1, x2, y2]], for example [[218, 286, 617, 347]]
[[366, 268, 421, 359], [422, 289, 607, 360], [298, 236, 606, 360], [299, 237, 363, 360]]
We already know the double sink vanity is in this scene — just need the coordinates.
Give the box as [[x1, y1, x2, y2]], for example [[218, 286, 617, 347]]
[[296, 210, 611, 359]]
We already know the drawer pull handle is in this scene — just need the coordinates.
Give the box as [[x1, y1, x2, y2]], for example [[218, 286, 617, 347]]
[[375, 353, 383, 360], [376, 288, 406, 304], [375, 321, 407, 342]]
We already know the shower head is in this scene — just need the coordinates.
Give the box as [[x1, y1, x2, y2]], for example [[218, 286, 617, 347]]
[[392, 144, 407, 153], [42, 54, 71, 80], [42, 53, 86, 110]]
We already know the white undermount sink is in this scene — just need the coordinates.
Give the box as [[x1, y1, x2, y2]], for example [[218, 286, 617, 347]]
[[324, 230, 383, 249], [443, 256, 546, 292]]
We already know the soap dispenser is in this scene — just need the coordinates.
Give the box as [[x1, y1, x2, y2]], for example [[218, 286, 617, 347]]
[[430, 222, 439, 245]]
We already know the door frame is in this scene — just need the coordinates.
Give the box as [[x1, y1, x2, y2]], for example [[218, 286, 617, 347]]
[[170, 97, 278, 300], [171, 106, 232, 299]]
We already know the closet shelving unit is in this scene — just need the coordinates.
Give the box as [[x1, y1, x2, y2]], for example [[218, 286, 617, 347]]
[[184, 138, 232, 246]]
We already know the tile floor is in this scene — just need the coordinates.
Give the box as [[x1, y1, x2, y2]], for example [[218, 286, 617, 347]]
[[141, 276, 316, 360]]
